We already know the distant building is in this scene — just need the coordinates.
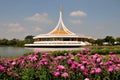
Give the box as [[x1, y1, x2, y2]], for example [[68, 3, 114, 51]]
[[25, 8, 93, 47], [103, 42, 109, 45]]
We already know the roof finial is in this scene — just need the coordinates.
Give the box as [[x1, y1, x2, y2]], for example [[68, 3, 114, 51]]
[[60, 6, 62, 12]]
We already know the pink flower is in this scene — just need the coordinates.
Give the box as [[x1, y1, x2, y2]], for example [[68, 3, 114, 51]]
[[7, 67, 12, 72], [61, 72, 68, 78], [76, 53, 83, 57], [96, 58, 102, 63], [68, 59, 72, 64], [84, 69, 89, 76], [34, 50, 40, 55], [53, 61, 58, 65], [109, 52, 113, 55], [110, 54, 116, 59], [0, 65, 5, 71], [114, 66, 119, 70], [12, 61, 16, 65], [93, 54, 99, 59], [44, 61, 48, 65], [73, 61, 78, 65], [90, 69, 95, 74], [106, 61, 113, 65], [82, 61, 88, 64], [70, 63, 76, 69], [83, 48, 89, 52], [117, 64, 120, 67], [108, 66, 114, 72], [95, 68, 101, 74], [53, 71, 60, 77], [39, 59, 48, 65], [56, 56, 63, 60], [80, 65, 85, 71], [87, 52, 91, 55], [21, 60, 24, 64], [71, 57, 74, 60], [31, 55, 38, 61], [80, 57, 86, 61], [78, 64, 82, 69], [57, 65, 65, 70], [84, 78, 89, 80]]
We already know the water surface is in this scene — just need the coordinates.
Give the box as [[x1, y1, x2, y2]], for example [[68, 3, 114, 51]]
[[0, 47, 83, 56], [0, 47, 32, 56]]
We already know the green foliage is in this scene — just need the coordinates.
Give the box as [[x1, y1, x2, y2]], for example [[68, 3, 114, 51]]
[[50, 50, 82, 57], [23, 48, 120, 57], [95, 39, 104, 46], [20, 67, 35, 80], [90, 36, 120, 46], [104, 36, 115, 45], [0, 38, 24, 47], [0, 35, 34, 47], [24, 35, 34, 44], [51, 50, 69, 57], [90, 49, 120, 55], [0, 38, 8, 45], [23, 52, 34, 56]]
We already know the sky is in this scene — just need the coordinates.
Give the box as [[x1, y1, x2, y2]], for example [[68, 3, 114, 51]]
[[0, 0, 120, 40]]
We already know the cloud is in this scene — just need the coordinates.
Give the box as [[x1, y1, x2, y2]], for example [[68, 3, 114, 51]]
[[34, 26, 41, 32], [70, 10, 87, 17], [70, 20, 82, 24], [3, 23, 25, 33], [26, 13, 52, 24], [95, 26, 105, 30]]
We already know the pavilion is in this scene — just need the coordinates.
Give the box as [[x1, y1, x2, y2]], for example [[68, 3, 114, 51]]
[[25, 8, 92, 47]]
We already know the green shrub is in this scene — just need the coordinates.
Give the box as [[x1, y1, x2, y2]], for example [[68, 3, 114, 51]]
[[23, 52, 34, 56]]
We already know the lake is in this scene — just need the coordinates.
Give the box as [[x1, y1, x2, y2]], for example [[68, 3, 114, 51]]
[[0, 47, 83, 56], [0, 47, 33, 56]]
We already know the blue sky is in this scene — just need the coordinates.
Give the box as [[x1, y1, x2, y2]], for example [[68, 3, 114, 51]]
[[0, 0, 120, 40]]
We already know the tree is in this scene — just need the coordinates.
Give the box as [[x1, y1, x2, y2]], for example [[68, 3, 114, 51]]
[[0, 38, 8, 45], [7, 38, 17, 46], [116, 37, 120, 45], [116, 37, 120, 42], [16, 40, 24, 47], [104, 36, 115, 45], [24, 35, 34, 44], [95, 39, 104, 46], [88, 38, 96, 45]]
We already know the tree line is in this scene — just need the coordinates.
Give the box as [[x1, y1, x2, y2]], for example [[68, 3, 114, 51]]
[[0, 35, 34, 47], [89, 36, 120, 46], [0, 35, 120, 47]]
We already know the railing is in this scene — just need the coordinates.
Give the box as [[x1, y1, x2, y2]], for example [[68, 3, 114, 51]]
[[34, 41, 83, 44]]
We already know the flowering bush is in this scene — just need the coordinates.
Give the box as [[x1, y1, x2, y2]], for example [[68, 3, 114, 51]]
[[0, 48, 120, 80]]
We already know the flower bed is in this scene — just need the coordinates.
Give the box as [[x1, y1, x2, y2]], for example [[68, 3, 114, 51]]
[[0, 49, 120, 80]]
